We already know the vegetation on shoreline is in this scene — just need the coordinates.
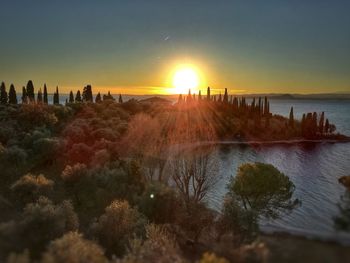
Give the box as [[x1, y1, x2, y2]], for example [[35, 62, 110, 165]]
[[0, 81, 349, 262]]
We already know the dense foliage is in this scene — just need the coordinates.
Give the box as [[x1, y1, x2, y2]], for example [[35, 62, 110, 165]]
[[0, 81, 345, 262]]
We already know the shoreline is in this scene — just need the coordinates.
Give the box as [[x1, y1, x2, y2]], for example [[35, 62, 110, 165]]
[[175, 138, 350, 150]]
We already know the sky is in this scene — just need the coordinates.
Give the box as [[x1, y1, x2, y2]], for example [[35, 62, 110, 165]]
[[0, 0, 350, 94]]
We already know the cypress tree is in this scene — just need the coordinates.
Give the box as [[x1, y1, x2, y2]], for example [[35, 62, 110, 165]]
[[218, 92, 222, 103], [251, 98, 256, 114], [43, 84, 48, 104], [37, 88, 43, 103], [69, 91, 74, 103], [82, 85, 93, 102], [198, 90, 202, 101], [223, 88, 228, 104], [53, 86, 59, 104], [319, 112, 325, 134], [187, 89, 192, 103], [301, 113, 306, 136], [118, 94, 123, 103], [312, 112, 318, 136], [8, 84, 17, 104], [26, 80, 35, 102], [258, 97, 262, 115], [75, 90, 82, 102], [325, 119, 330, 134], [22, 86, 27, 104], [178, 94, 183, 104], [289, 107, 294, 128], [95, 92, 102, 103], [0, 82, 8, 104], [207, 87, 211, 101], [264, 96, 268, 115]]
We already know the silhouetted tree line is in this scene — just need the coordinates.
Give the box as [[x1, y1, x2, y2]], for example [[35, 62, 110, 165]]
[[178, 87, 270, 116], [0, 81, 124, 106], [300, 111, 336, 139]]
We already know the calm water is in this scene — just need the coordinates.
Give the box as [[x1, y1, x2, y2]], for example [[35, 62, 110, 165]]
[[207, 99, 350, 244]]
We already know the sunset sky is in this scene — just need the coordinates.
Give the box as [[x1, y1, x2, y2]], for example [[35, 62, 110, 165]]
[[1, 0, 349, 94]]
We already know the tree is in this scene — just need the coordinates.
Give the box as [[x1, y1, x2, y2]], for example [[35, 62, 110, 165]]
[[119, 93, 123, 103], [82, 85, 93, 102], [69, 91, 74, 103], [301, 113, 306, 135], [177, 94, 183, 104], [43, 84, 48, 104], [53, 86, 59, 104], [325, 119, 330, 133], [0, 82, 8, 104], [170, 149, 219, 204], [319, 112, 325, 134], [207, 87, 211, 101], [264, 96, 269, 116], [0, 197, 78, 259], [218, 92, 222, 103], [41, 232, 107, 263], [91, 200, 146, 256], [223, 88, 228, 104], [75, 90, 82, 102], [22, 86, 28, 104], [95, 92, 102, 103], [289, 107, 294, 128], [228, 163, 299, 218], [26, 80, 35, 102], [37, 88, 43, 103], [11, 174, 54, 204], [103, 91, 114, 101], [222, 163, 299, 241], [8, 84, 17, 104], [198, 90, 202, 101]]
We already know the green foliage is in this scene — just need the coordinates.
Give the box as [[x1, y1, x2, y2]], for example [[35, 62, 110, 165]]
[[229, 163, 299, 218], [43, 84, 48, 104], [8, 84, 17, 104], [0, 197, 78, 259], [82, 85, 93, 102], [11, 174, 54, 204], [137, 182, 181, 224], [41, 232, 107, 263], [61, 161, 146, 224], [0, 82, 8, 104], [26, 81, 35, 103], [91, 200, 146, 257], [221, 163, 299, 242]]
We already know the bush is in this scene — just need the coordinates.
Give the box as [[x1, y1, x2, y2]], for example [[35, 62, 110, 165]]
[[118, 224, 184, 263], [11, 174, 54, 204], [41, 232, 107, 263], [90, 200, 146, 257], [137, 183, 181, 224], [0, 197, 79, 259]]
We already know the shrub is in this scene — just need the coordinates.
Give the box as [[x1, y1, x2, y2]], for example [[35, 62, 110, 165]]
[[90, 200, 146, 257], [118, 224, 184, 263], [137, 182, 181, 224], [11, 174, 54, 204], [0, 197, 78, 259], [41, 232, 107, 263]]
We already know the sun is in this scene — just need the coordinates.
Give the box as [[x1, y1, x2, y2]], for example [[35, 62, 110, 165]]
[[172, 67, 200, 94]]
